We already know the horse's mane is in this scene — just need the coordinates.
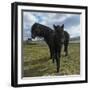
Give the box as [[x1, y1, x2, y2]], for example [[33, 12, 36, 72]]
[[33, 23, 53, 32]]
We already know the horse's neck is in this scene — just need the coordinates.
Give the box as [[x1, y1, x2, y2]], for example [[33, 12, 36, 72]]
[[43, 31, 53, 45], [39, 26, 53, 43], [43, 30, 50, 38]]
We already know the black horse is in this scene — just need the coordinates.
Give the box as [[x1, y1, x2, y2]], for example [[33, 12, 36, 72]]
[[31, 23, 55, 60], [31, 23, 65, 72], [53, 25, 70, 56]]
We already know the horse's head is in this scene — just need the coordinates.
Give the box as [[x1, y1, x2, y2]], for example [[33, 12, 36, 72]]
[[31, 23, 41, 39], [53, 24, 65, 43], [53, 24, 64, 32]]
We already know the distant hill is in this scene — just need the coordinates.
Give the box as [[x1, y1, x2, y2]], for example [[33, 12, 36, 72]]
[[70, 36, 80, 43], [24, 36, 80, 44], [70, 36, 80, 41]]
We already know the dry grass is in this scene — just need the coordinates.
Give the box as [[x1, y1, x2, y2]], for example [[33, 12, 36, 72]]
[[22, 42, 80, 77]]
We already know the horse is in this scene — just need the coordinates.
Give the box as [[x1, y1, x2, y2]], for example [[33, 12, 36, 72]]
[[31, 23, 65, 72], [53, 25, 70, 56], [31, 23, 55, 60], [52, 24, 65, 72]]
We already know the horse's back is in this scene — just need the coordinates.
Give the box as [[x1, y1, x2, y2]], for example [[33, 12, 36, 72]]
[[64, 31, 69, 40], [33, 23, 52, 31]]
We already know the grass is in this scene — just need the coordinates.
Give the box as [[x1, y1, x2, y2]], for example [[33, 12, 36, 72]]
[[22, 42, 80, 77]]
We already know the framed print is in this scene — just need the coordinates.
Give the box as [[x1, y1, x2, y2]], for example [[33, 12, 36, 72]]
[[11, 2, 88, 87]]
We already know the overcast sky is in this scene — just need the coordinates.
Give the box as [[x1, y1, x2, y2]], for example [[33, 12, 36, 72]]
[[23, 11, 80, 40]]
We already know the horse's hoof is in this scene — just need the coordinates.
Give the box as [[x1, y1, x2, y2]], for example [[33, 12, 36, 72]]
[[56, 71, 59, 73], [65, 54, 68, 56], [56, 69, 59, 73]]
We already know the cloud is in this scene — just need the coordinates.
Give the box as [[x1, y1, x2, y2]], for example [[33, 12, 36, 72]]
[[23, 12, 39, 29], [23, 11, 80, 40], [62, 15, 80, 29], [67, 25, 80, 38], [23, 12, 39, 40]]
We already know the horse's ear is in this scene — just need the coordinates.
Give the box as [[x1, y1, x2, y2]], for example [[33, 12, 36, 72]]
[[61, 24, 64, 29], [53, 24, 56, 29]]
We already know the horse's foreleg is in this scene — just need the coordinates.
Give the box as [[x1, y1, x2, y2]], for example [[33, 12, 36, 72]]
[[50, 51, 52, 59], [52, 50, 55, 63], [56, 55, 60, 73], [56, 48, 62, 73], [64, 42, 68, 56], [49, 47, 53, 59], [54, 50, 60, 72], [49, 46, 55, 63], [52, 57, 55, 63], [49, 47, 55, 63]]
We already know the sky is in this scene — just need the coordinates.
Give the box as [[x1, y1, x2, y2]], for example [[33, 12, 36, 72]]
[[23, 11, 80, 40]]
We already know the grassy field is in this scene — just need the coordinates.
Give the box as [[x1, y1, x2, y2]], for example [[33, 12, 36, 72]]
[[22, 42, 80, 77]]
